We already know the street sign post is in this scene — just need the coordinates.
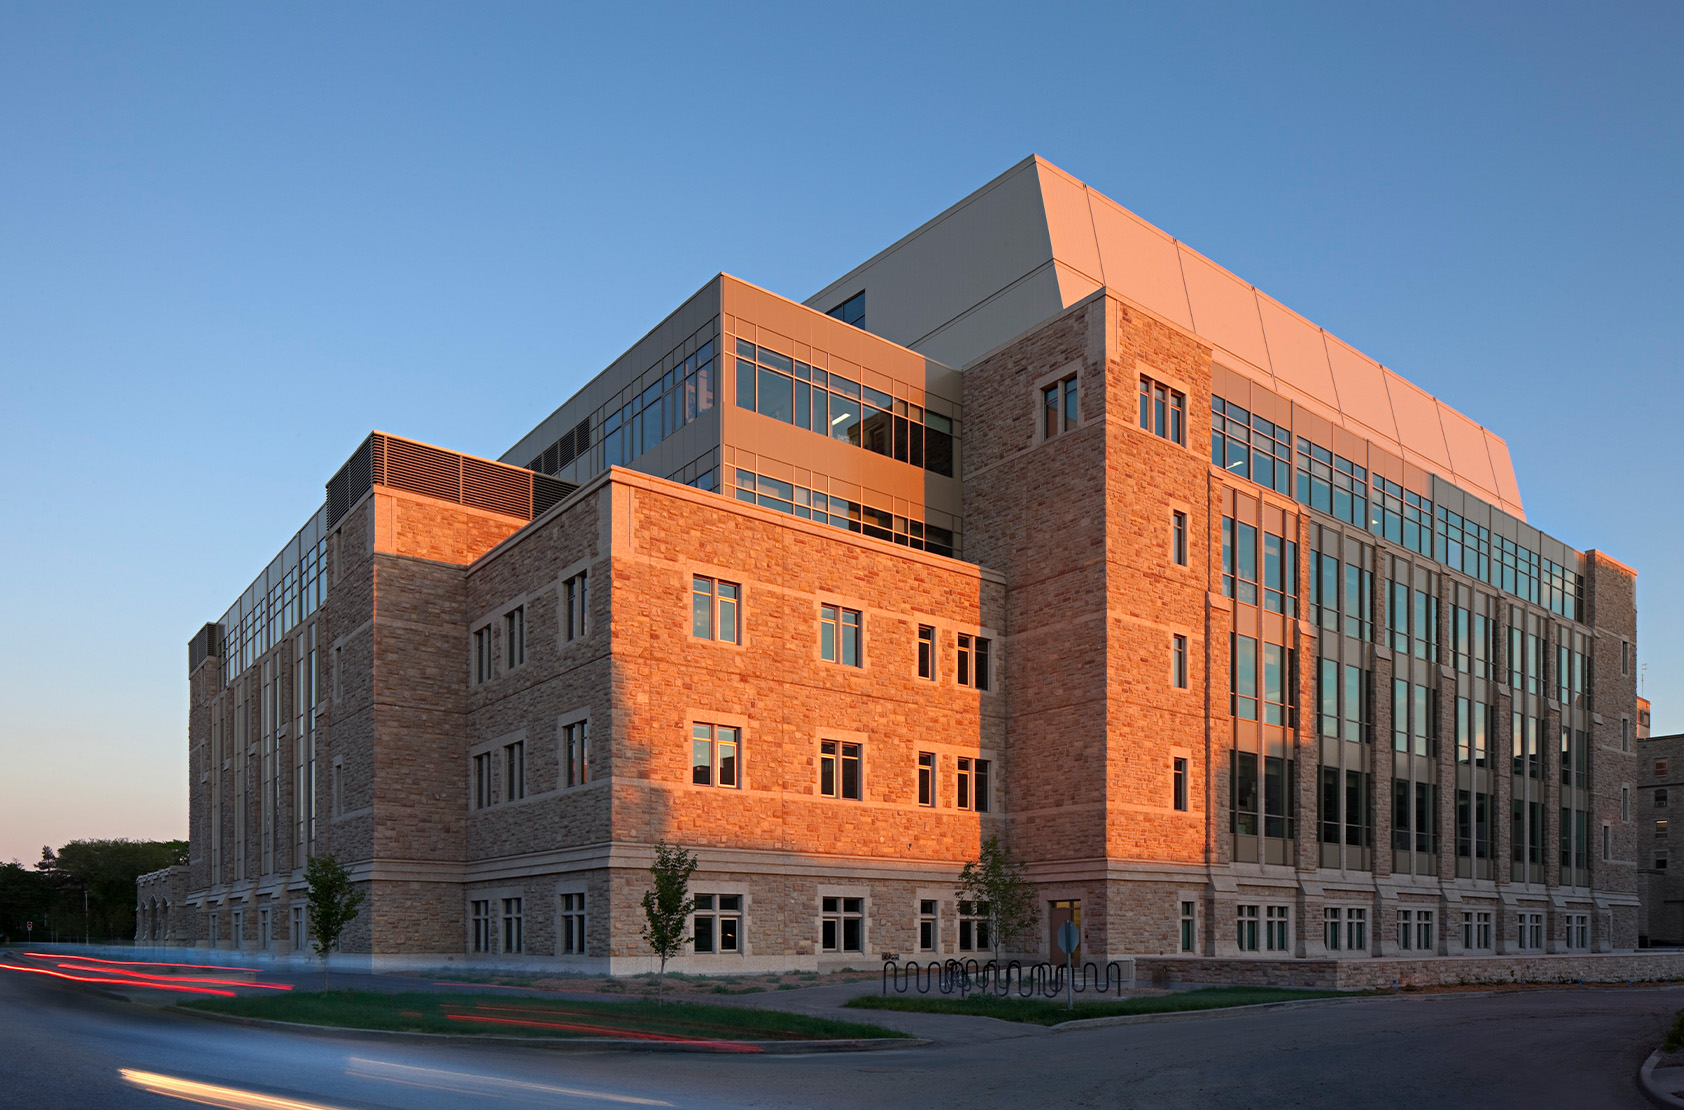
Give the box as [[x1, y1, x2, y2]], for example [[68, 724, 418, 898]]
[[1057, 920, 1080, 1010]]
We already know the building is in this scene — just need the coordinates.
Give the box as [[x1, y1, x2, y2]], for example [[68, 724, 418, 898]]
[[157, 155, 1641, 972]]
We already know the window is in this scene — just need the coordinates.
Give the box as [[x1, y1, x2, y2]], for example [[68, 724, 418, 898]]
[[1659, 789, 1670, 809], [820, 605, 862, 666], [1172, 635, 1188, 689], [231, 910, 243, 949], [504, 606, 525, 668], [820, 741, 861, 800], [470, 900, 492, 953], [559, 893, 586, 955], [691, 724, 740, 788], [958, 900, 990, 951], [473, 753, 493, 809], [1462, 910, 1492, 951], [292, 906, 306, 951], [1660, 761, 1671, 777], [1180, 900, 1197, 953], [1659, 855, 1670, 870], [563, 720, 588, 787], [1173, 757, 1189, 812], [821, 897, 863, 952], [564, 571, 588, 642], [1236, 905, 1260, 952], [1172, 511, 1188, 566], [331, 761, 344, 818], [1624, 787, 1631, 822], [1265, 906, 1289, 952], [1346, 907, 1367, 952], [1518, 911, 1544, 951], [692, 577, 740, 643], [917, 625, 936, 680], [956, 757, 988, 812], [920, 900, 938, 952], [917, 752, 935, 807], [1324, 907, 1342, 951], [1657, 819, 1669, 841], [826, 290, 864, 327], [1139, 376, 1185, 444], [502, 898, 523, 954], [693, 895, 742, 954], [1567, 913, 1589, 950], [1222, 518, 1258, 604], [473, 627, 492, 684], [957, 635, 991, 690], [1042, 375, 1079, 439], [1262, 532, 1298, 616], [503, 741, 525, 802], [1623, 640, 1631, 676], [1231, 634, 1258, 720], [1623, 718, 1631, 753], [1603, 823, 1612, 862]]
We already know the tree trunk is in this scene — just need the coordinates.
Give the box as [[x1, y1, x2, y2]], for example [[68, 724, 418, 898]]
[[657, 955, 666, 1003]]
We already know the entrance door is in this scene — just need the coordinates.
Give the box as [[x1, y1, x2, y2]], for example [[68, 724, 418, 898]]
[[1049, 899, 1082, 963]]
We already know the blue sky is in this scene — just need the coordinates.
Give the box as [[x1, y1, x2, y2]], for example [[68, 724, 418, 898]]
[[1, 2, 1679, 864]]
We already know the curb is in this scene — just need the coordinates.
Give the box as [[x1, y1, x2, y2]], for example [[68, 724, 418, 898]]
[[1640, 1050, 1684, 1109], [1049, 992, 1377, 1031], [167, 1005, 926, 1054]]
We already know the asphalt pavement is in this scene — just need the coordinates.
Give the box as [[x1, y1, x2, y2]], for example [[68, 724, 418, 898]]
[[0, 950, 1675, 1109]]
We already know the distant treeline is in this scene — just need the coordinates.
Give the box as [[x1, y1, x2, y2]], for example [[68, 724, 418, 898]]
[[0, 839, 187, 943]]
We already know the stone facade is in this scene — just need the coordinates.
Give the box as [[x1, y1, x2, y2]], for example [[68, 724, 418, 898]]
[[1640, 731, 1684, 945]]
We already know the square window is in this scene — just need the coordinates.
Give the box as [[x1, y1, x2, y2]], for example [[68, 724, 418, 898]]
[[820, 740, 862, 800], [821, 896, 864, 952], [691, 723, 740, 788], [692, 576, 741, 643], [820, 605, 863, 667]]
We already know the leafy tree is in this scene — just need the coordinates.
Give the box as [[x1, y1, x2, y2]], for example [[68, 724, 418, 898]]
[[639, 841, 697, 1001], [0, 861, 51, 943], [957, 834, 1038, 967], [304, 853, 365, 989], [33, 839, 187, 942]]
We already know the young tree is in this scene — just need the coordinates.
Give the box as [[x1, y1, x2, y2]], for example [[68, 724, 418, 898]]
[[639, 841, 697, 1001], [303, 853, 365, 990], [957, 834, 1037, 967]]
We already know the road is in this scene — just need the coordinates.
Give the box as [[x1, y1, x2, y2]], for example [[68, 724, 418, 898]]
[[0, 960, 1673, 1109]]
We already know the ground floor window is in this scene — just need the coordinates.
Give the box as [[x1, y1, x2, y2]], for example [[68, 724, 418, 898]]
[[822, 897, 863, 953], [1237, 905, 1259, 951], [1518, 911, 1544, 951], [232, 910, 244, 948], [1265, 905, 1290, 952], [1461, 910, 1492, 950], [259, 908, 270, 950], [292, 906, 306, 951], [920, 900, 938, 952], [559, 893, 585, 955], [471, 900, 492, 953], [502, 897, 524, 954], [1179, 900, 1196, 953], [1396, 909, 1434, 951], [1566, 913, 1589, 950], [694, 895, 741, 953], [958, 901, 990, 952]]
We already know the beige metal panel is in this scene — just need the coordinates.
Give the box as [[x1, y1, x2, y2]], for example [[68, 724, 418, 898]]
[[1324, 333, 1400, 443], [1257, 294, 1338, 410], [1052, 259, 1103, 310], [1484, 433, 1526, 516], [1087, 192, 1194, 330], [1438, 405, 1501, 508], [1382, 372, 1455, 472], [911, 264, 1068, 372], [1178, 245, 1272, 373], [1036, 161, 1105, 288], [804, 156, 1057, 355]]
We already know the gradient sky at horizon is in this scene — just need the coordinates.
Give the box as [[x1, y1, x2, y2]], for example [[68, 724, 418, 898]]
[[2, 2, 1680, 865]]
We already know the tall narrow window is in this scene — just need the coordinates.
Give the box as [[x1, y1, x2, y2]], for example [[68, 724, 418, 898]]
[[1180, 901, 1196, 952], [470, 900, 492, 953], [691, 724, 740, 788], [692, 576, 741, 643], [917, 625, 936, 680], [559, 893, 586, 955], [473, 753, 493, 809], [564, 571, 588, 642], [820, 740, 862, 800], [1172, 635, 1188, 689], [504, 606, 525, 668], [502, 898, 523, 954], [503, 741, 525, 802], [956, 757, 973, 810], [563, 720, 588, 787], [820, 605, 863, 666], [1171, 511, 1188, 566], [957, 635, 991, 690], [1173, 757, 1189, 812], [473, 627, 492, 684], [917, 752, 935, 807], [920, 900, 938, 951]]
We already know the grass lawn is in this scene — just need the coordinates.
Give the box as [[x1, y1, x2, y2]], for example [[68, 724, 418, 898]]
[[847, 985, 1349, 1025], [182, 990, 907, 1043]]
